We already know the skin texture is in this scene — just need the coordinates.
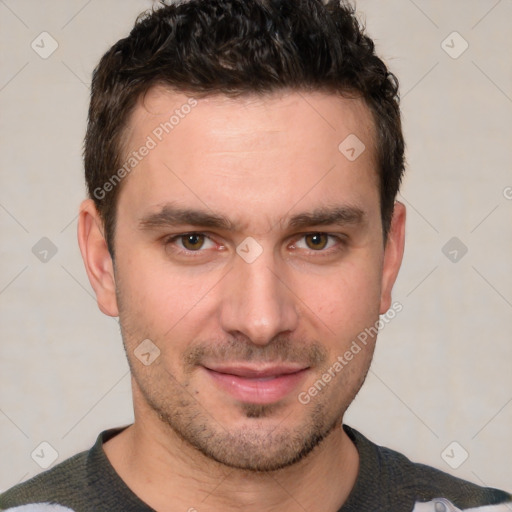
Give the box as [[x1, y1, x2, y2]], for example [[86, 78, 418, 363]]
[[78, 88, 406, 512]]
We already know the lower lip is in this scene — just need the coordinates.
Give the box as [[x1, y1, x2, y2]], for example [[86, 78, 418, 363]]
[[203, 367, 309, 404]]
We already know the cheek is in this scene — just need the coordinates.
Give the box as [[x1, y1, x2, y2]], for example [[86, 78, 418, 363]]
[[115, 251, 226, 361], [299, 258, 383, 337], [117, 249, 213, 314]]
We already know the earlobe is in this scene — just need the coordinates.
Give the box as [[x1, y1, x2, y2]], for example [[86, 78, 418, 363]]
[[77, 199, 119, 317], [379, 201, 406, 315]]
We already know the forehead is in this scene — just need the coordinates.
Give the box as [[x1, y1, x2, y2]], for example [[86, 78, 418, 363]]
[[124, 86, 376, 155], [117, 87, 379, 230]]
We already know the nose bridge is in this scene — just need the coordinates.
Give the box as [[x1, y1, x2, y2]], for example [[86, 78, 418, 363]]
[[219, 248, 298, 344]]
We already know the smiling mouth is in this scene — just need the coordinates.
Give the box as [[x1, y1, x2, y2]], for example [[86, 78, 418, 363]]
[[202, 363, 310, 404]]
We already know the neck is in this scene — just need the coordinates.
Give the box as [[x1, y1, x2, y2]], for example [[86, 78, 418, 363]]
[[104, 410, 359, 512]]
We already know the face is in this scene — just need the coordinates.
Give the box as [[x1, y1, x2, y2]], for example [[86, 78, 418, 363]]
[[82, 87, 405, 472]]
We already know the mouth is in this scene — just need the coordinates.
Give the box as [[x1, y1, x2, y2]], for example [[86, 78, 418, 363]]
[[202, 363, 310, 404]]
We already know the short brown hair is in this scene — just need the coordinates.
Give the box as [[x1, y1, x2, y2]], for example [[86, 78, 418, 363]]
[[84, 0, 404, 257]]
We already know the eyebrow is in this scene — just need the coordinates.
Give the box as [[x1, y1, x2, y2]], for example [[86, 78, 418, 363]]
[[138, 204, 365, 232], [287, 206, 365, 230], [139, 206, 234, 231]]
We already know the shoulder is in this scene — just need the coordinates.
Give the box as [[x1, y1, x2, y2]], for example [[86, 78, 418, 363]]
[[0, 505, 76, 512], [344, 425, 511, 511], [385, 445, 510, 510], [0, 428, 133, 512], [0, 450, 88, 512]]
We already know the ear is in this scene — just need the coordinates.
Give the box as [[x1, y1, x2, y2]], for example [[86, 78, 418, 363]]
[[77, 199, 119, 317], [379, 201, 406, 314]]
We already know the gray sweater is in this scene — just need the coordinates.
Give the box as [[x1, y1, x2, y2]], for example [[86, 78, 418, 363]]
[[1, 425, 510, 512]]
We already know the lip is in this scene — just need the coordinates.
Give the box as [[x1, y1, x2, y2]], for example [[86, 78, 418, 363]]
[[202, 363, 309, 404]]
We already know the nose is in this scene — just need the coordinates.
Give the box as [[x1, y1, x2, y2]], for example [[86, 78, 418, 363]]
[[219, 249, 299, 346]]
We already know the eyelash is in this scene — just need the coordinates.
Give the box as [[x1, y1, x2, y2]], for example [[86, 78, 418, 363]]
[[163, 232, 347, 257]]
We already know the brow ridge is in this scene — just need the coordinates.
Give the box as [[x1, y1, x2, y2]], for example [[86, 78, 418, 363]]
[[138, 204, 365, 232]]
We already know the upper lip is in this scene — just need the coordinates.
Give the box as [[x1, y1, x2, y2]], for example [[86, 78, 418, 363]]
[[203, 363, 309, 378]]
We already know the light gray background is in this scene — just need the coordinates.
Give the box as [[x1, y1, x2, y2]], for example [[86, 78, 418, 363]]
[[1, 0, 511, 494]]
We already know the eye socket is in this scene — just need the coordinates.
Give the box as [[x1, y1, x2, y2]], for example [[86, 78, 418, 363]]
[[165, 232, 343, 258]]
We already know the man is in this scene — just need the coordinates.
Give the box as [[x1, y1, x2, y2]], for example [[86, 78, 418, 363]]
[[1, 0, 510, 511]]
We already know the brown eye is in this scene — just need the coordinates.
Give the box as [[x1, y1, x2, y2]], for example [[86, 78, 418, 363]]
[[181, 233, 205, 250], [304, 233, 328, 250]]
